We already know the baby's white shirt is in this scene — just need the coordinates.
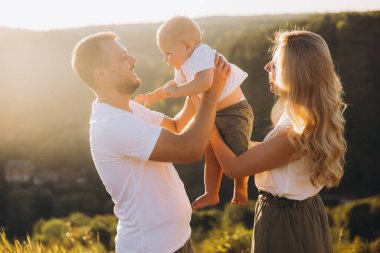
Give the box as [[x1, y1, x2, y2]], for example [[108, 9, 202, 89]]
[[174, 43, 248, 101]]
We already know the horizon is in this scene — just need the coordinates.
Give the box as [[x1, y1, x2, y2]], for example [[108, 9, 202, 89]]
[[1, 0, 379, 31], [0, 12, 325, 32]]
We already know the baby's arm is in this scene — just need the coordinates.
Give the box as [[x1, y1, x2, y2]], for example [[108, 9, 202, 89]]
[[134, 85, 168, 107], [164, 69, 214, 97]]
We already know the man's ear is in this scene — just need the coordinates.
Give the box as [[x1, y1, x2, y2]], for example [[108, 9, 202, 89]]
[[93, 66, 107, 82]]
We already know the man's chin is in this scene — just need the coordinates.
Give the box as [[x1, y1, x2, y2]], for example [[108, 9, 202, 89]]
[[131, 78, 142, 91], [129, 84, 140, 94], [116, 79, 141, 95]]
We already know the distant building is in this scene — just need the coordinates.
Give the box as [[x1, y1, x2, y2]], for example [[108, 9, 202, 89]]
[[3, 160, 88, 186], [4, 160, 35, 183], [58, 167, 87, 184], [32, 171, 59, 185]]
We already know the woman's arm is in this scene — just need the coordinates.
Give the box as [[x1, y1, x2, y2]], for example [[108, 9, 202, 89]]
[[209, 127, 297, 178]]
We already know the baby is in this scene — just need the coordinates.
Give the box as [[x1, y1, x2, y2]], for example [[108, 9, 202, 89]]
[[135, 16, 253, 209]]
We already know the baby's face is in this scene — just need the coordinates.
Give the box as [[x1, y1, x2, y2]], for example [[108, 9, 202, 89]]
[[158, 38, 189, 70]]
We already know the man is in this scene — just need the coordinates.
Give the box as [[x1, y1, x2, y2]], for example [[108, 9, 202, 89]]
[[71, 32, 229, 253]]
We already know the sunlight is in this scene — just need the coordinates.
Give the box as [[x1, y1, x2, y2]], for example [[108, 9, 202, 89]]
[[0, 0, 379, 30]]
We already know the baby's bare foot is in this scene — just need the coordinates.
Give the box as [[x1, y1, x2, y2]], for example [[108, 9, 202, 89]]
[[231, 187, 248, 206], [192, 192, 219, 210]]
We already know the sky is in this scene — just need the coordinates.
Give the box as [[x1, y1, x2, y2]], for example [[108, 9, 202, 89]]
[[1, 0, 379, 31]]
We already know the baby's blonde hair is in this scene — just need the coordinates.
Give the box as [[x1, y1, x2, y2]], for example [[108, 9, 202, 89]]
[[271, 30, 347, 188], [157, 16, 202, 45]]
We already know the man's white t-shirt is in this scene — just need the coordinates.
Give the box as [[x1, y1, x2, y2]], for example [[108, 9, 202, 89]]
[[90, 100, 192, 253], [255, 111, 323, 200], [174, 43, 248, 101]]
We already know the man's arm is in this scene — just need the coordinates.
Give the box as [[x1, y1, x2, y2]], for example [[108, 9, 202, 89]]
[[249, 141, 262, 148], [164, 69, 214, 97], [160, 96, 196, 133], [148, 56, 230, 163]]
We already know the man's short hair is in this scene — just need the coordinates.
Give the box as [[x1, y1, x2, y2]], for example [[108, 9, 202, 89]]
[[71, 32, 119, 87]]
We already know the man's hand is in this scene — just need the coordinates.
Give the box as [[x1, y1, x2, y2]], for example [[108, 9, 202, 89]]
[[163, 80, 178, 97], [210, 54, 230, 97], [191, 54, 230, 108]]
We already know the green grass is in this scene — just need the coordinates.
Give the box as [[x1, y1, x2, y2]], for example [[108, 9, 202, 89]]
[[0, 231, 107, 253], [1, 195, 380, 253]]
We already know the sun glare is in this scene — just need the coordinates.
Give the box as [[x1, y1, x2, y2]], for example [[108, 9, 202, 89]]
[[0, 0, 379, 30]]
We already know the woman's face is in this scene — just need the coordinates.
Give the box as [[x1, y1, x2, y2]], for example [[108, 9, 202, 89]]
[[264, 60, 279, 95]]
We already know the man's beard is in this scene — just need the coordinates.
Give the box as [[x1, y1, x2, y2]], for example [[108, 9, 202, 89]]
[[115, 75, 141, 95]]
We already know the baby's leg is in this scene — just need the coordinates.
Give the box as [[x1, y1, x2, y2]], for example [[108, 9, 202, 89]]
[[218, 125, 250, 205], [192, 143, 222, 210], [215, 100, 254, 206], [231, 176, 249, 205]]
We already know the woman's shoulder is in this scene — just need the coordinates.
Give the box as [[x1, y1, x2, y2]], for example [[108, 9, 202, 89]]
[[264, 113, 292, 141]]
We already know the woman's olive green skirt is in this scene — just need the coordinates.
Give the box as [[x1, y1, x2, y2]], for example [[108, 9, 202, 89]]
[[252, 191, 332, 253]]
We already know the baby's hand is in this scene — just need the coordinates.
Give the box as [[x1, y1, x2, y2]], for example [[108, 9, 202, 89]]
[[134, 92, 156, 107], [163, 80, 178, 97]]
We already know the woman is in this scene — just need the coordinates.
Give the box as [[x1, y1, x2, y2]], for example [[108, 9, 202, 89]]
[[209, 30, 346, 253]]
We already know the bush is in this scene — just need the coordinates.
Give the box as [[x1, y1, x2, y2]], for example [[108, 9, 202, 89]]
[[347, 203, 380, 241], [89, 215, 117, 250], [222, 201, 255, 229], [195, 224, 252, 253], [32, 218, 68, 246], [67, 212, 90, 227], [191, 208, 223, 243], [329, 194, 380, 242], [32, 213, 116, 251], [334, 237, 380, 253]]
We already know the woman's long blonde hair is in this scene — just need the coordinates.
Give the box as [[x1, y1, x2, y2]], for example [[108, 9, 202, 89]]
[[271, 30, 347, 188]]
